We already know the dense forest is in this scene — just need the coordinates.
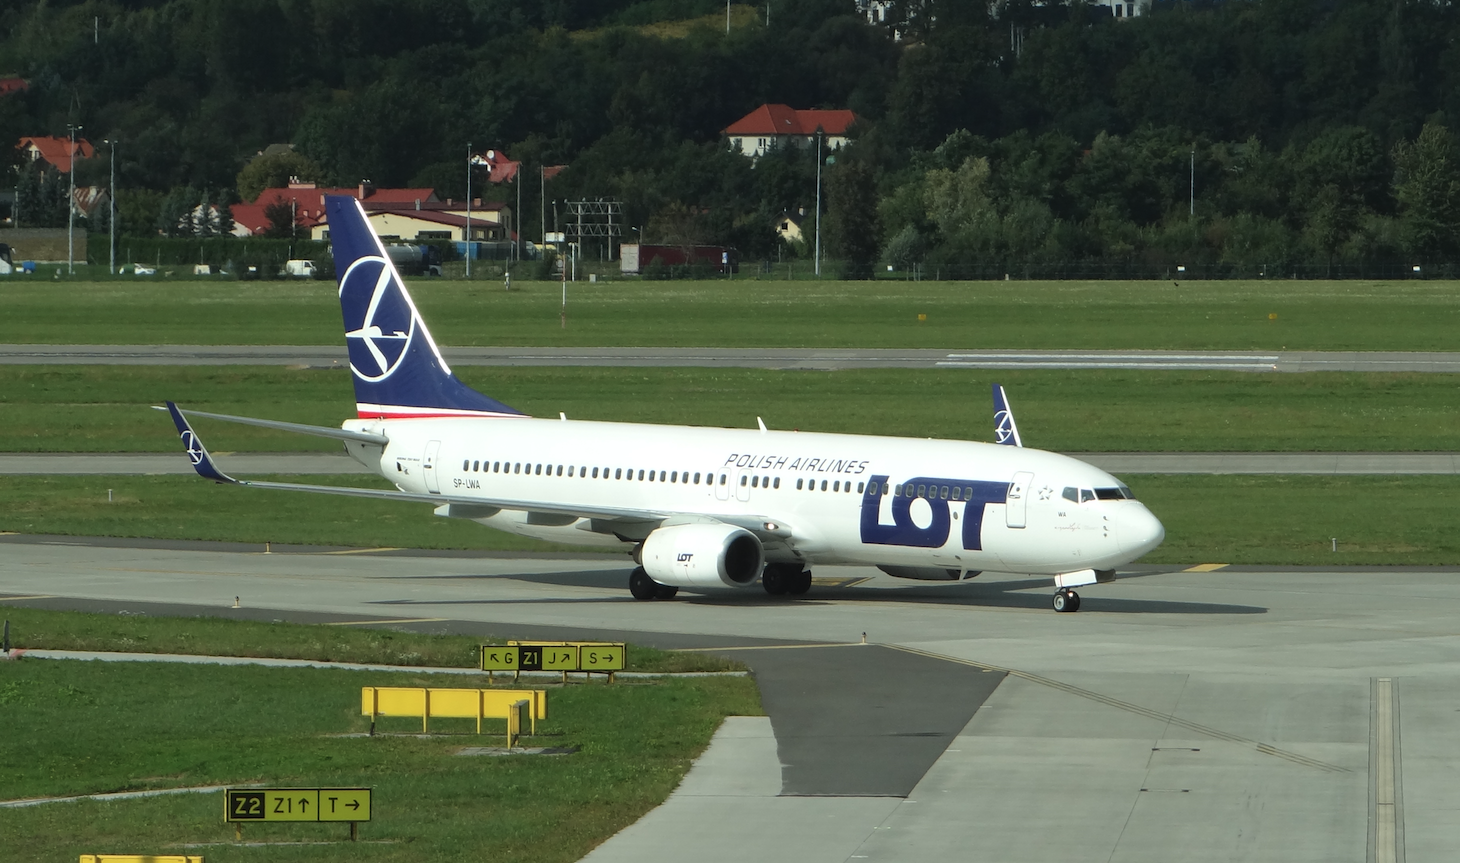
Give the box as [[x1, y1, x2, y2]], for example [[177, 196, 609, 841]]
[[1, 0, 1458, 276]]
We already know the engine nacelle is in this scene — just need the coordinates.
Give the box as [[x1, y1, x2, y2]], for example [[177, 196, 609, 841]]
[[642, 523, 764, 589]]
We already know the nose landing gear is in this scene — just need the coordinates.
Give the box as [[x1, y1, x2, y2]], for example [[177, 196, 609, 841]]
[[1052, 588, 1081, 613]]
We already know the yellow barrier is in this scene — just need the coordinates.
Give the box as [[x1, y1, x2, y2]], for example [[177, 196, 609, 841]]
[[81, 857, 203, 863], [360, 687, 545, 738]]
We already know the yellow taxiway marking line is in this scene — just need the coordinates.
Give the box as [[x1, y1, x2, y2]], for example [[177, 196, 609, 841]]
[[673, 642, 863, 652], [323, 617, 448, 627], [885, 643, 1347, 773], [1183, 563, 1229, 572], [316, 547, 403, 555], [810, 577, 873, 588], [0, 531, 18, 536], [0, 595, 56, 602]]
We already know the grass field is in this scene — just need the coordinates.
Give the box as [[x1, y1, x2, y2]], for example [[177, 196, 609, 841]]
[[6, 365, 1460, 453], [0, 657, 759, 863], [4, 474, 1460, 565], [0, 607, 739, 673], [5, 278, 1460, 350]]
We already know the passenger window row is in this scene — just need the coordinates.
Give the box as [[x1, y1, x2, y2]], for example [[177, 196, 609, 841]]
[[795, 478, 866, 493]]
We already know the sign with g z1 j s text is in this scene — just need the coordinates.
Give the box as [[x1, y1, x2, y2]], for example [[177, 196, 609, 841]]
[[481, 642, 624, 672], [225, 788, 371, 822]]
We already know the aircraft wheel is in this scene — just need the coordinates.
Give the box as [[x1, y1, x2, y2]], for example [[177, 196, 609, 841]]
[[1067, 590, 1081, 612], [654, 583, 679, 600], [629, 567, 658, 601], [1052, 589, 1072, 613], [762, 567, 787, 595], [787, 569, 812, 596]]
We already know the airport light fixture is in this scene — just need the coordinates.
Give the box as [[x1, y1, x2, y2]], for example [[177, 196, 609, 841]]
[[102, 138, 116, 274]]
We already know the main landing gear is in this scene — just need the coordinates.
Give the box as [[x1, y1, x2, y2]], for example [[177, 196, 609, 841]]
[[629, 566, 678, 601], [762, 563, 812, 597], [1052, 588, 1081, 613]]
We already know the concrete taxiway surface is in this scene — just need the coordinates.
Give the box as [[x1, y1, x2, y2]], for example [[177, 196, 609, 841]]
[[7, 451, 1460, 475], [8, 343, 1460, 372], [1, 535, 1453, 862]]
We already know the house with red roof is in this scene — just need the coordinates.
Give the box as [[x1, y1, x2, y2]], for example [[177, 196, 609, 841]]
[[0, 77, 28, 97], [722, 104, 860, 158], [231, 181, 512, 244], [17, 136, 94, 173]]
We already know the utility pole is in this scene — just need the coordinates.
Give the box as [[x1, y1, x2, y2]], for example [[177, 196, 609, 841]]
[[515, 163, 522, 267], [66, 123, 81, 275], [814, 131, 822, 278], [103, 138, 116, 274], [727, 0, 731, 33], [465, 142, 472, 278], [1189, 146, 1195, 217], [540, 165, 546, 250]]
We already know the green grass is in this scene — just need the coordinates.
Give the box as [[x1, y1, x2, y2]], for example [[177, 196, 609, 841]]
[[0, 475, 573, 551], [1137, 474, 1460, 565], [7, 365, 1460, 453], [5, 278, 1460, 350], [6, 474, 1460, 565], [0, 607, 740, 674], [0, 659, 760, 862]]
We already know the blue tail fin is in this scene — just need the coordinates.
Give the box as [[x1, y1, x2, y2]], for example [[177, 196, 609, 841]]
[[325, 195, 523, 419], [992, 383, 1022, 447]]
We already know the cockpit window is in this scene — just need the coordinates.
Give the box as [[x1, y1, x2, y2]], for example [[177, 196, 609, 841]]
[[1062, 487, 1079, 503], [1080, 488, 1096, 503], [1095, 487, 1125, 501]]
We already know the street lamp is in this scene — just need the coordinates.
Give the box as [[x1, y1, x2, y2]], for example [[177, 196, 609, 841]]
[[814, 130, 822, 278], [102, 138, 116, 274], [67, 123, 82, 275], [465, 142, 473, 278]]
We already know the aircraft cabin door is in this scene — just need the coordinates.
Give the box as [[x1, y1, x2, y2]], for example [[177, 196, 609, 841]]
[[734, 470, 751, 502], [1006, 471, 1033, 528], [423, 440, 442, 494], [714, 470, 731, 501]]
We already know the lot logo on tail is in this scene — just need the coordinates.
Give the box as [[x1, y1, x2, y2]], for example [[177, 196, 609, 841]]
[[341, 256, 416, 382], [182, 429, 205, 465]]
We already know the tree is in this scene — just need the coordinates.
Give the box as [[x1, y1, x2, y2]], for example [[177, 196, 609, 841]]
[[262, 200, 299, 240], [235, 150, 325, 203], [1392, 122, 1460, 261], [16, 165, 69, 228], [825, 157, 880, 279]]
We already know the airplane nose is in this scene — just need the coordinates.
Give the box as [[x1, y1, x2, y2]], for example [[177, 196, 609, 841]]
[[1117, 503, 1165, 557]]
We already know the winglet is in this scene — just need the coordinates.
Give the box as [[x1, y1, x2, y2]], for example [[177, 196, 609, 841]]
[[992, 384, 1022, 447], [165, 401, 238, 483]]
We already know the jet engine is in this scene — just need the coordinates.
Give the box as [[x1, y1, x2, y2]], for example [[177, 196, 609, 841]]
[[641, 523, 764, 589]]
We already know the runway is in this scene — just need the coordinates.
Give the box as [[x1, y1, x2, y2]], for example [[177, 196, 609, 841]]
[[7, 344, 1460, 372], [2, 535, 1454, 863], [7, 451, 1460, 475]]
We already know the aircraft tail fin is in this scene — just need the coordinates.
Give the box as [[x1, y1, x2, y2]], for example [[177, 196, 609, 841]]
[[993, 383, 1022, 447], [325, 195, 524, 420]]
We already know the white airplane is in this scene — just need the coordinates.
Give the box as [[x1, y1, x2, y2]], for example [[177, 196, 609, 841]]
[[166, 195, 1163, 612]]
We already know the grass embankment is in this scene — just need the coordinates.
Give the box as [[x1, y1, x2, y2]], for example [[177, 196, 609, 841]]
[[0, 607, 739, 674], [4, 474, 1460, 565], [4, 278, 1460, 350], [0, 659, 759, 863], [6, 365, 1460, 453]]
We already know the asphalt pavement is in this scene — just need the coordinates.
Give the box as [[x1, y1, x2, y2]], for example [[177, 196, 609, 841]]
[[8, 344, 1460, 371]]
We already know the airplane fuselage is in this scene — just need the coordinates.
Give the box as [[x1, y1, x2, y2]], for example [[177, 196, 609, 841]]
[[344, 416, 1164, 578]]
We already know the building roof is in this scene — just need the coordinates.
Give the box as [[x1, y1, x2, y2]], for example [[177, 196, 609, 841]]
[[230, 183, 510, 236], [17, 136, 94, 173], [0, 77, 28, 97], [722, 104, 859, 137]]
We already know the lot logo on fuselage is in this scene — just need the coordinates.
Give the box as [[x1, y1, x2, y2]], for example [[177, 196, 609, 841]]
[[340, 256, 416, 382], [859, 474, 1010, 550]]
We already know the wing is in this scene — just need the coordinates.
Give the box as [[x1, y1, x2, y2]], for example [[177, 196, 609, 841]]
[[162, 402, 793, 543]]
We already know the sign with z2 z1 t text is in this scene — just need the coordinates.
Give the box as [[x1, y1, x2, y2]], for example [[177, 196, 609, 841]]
[[225, 788, 371, 823]]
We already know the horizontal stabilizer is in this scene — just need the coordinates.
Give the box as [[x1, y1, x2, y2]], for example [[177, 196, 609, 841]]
[[155, 405, 388, 445]]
